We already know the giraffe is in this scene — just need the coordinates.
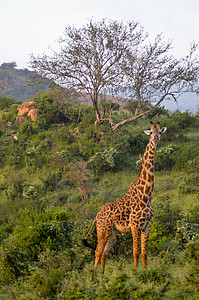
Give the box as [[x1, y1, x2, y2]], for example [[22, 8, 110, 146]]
[[82, 121, 167, 273]]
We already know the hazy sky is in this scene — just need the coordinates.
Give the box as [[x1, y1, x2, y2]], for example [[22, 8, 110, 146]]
[[1, 0, 199, 69]]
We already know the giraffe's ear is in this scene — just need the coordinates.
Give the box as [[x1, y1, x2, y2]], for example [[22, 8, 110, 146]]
[[144, 130, 152, 136], [160, 127, 167, 134]]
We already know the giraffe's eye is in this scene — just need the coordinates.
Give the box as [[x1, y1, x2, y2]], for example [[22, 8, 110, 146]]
[[150, 131, 152, 134]]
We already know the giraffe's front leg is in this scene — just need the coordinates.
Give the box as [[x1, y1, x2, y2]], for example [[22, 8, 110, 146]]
[[141, 226, 150, 268], [131, 226, 141, 268]]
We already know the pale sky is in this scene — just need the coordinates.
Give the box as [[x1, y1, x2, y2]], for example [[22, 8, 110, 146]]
[[1, 0, 199, 69]]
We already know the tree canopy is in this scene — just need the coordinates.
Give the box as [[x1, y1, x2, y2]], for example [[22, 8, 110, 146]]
[[31, 19, 199, 130]]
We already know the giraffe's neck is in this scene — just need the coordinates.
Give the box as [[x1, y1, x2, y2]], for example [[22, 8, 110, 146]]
[[137, 139, 156, 196]]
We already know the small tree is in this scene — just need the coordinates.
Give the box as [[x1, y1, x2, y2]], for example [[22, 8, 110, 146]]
[[63, 161, 92, 201], [31, 19, 199, 131]]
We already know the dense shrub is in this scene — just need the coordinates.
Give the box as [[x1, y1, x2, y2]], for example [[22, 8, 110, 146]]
[[7, 208, 73, 260], [34, 93, 68, 127], [6, 138, 26, 168], [29, 250, 71, 299], [175, 220, 199, 249], [153, 196, 182, 236], [155, 145, 199, 171], [128, 134, 148, 155], [170, 110, 195, 129], [148, 196, 182, 254], [40, 170, 62, 191], [184, 238, 199, 295], [172, 145, 199, 170], [0, 103, 18, 123], [88, 147, 119, 174], [178, 174, 199, 195], [0, 95, 16, 110], [0, 246, 29, 284], [24, 140, 53, 170], [188, 205, 199, 224], [155, 145, 176, 171]]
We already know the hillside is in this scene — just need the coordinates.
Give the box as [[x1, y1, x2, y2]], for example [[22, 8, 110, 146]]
[[0, 62, 50, 101], [0, 93, 199, 299]]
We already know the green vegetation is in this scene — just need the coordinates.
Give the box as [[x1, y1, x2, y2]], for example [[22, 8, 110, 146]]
[[0, 92, 199, 299]]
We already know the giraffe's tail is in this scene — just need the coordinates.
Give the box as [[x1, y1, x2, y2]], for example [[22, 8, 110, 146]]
[[82, 218, 96, 250]]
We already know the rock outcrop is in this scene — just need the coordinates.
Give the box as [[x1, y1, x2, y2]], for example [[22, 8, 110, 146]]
[[17, 101, 38, 121], [18, 101, 37, 115], [15, 116, 28, 125], [28, 108, 38, 121]]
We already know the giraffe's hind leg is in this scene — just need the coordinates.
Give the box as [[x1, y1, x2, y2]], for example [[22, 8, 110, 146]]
[[131, 226, 141, 268], [141, 225, 150, 268], [101, 231, 117, 273], [94, 235, 108, 271]]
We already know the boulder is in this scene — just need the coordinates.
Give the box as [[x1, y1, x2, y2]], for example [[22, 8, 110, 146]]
[[28, 108, 38, 121], [6, 121, 12, 127], [18, 101, 37, 116], [15, 116, 28, 125]]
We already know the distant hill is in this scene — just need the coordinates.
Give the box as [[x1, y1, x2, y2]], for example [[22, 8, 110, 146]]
[[0, 62, 50, 102]]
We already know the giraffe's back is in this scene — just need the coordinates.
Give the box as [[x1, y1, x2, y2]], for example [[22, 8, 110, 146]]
[[96, 189, 153, 234]]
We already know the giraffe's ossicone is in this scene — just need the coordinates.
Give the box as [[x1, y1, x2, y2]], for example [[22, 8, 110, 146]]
[[83, 122, 167, 273]]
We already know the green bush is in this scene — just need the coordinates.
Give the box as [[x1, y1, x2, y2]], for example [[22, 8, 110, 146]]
[[154, 196, 182, 234], [40, 170, 62, 191], [100, 265, 131, 299], [62, 262, 171, 300], [0, 95, 16, 110], [7, 208, 73, 260], [88, 147, 118, 174], [149, 196, 182, 254], [175, 220, 199, 248], [172, 145, 199, 170], [0, 246, 29, 284], [187, 156, 199, 173], [7, 138, 26, 168], [155, 145, 176, 171], [148, 220, 169, 254], [170, 110, 195, 130], [128, 134, 148, 155], [0, 103, 18, 123], [155, 145, 199, 171], [188, 205, 199, 224], [24, 139, 53, 170], [184, 238, 199, 296], [30, 250, 71, 299], [34, 93, 67, 127]]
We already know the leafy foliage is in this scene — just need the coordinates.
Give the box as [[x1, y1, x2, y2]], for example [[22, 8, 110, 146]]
[[88, 147, 119, 174], [0, 246, 29, 284], [0, 91, 199, 299], [6, 208, 73, 260]]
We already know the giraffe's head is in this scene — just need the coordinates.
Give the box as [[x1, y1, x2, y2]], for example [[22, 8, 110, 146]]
[[144, 121, 167, 145]]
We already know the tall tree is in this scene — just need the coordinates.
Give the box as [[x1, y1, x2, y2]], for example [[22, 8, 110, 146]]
[[31, 19, 199, 131], [31, 19, 144, 124]]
